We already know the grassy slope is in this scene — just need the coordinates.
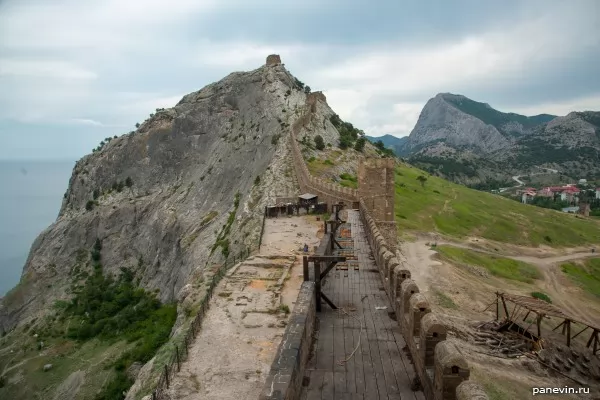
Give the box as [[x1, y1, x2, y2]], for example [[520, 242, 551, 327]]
[[394, 163, 600, 247], [436, 245, 541, 283], [561, 258, 600, 298]]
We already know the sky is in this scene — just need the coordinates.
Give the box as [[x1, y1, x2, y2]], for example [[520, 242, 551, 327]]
[[1, 0, 599, 160]]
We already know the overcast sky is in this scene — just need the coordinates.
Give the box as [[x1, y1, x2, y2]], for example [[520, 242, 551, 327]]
[[1, 0, 599, 160]]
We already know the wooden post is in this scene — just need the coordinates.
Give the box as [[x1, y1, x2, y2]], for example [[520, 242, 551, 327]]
[[566, 320, 571, 347], [500, 294, 509, 319], [165, 365, 170, 388], [537, 315, 542, 338], [495, 294, 499, 321], [324, 221, 328, 234], [314, 261, 321, 312], [303, 256, 309, 282]]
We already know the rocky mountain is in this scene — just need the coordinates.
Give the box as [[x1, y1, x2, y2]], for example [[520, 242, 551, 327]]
[[0, 55, 378, 400], [0, 56, 336, 333], [399, 93, 600, 186]]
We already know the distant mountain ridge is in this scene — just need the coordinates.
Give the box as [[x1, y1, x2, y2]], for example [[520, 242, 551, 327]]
[[365, 134, 408, 154], [397, 93, 600, 186]]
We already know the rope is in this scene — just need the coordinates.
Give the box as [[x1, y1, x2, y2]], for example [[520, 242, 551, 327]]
[[336, 307, 364, 365]]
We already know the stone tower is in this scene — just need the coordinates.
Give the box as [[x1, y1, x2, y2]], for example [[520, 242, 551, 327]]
[[358, 158, 398, 252], [265, 54, 282, 66]]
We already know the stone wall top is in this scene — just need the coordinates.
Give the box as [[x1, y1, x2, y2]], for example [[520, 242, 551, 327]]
[[421, 313, 447, 335], [435, 341, 469, 370], [456, 381, 489, 400]]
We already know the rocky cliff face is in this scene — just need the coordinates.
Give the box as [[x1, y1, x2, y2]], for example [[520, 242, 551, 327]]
[[401, 93, 600, 185], [0, 57, 318, 333], [403, 94, 511, 154]]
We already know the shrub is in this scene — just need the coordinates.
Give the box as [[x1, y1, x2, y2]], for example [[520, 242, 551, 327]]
[[271, 134, 281, 145], [304, 86, 311, 94], [92, 189, 100, 200], [354, 137, 366, 152], [125, 177, 133, 187], [314, 135, 325, 150], [135, 123, 140, 128], [85, 200, 95, 211], [531, 292, 552, 303], [254, 176, 260, 185]]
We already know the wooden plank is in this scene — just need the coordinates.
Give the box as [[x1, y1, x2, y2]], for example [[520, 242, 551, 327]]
[[365, 267, 393, 399], [307, 369, 324, 392], [322, 371, 335, 399], [343, 267, 358, 395], [304, 389, 321, 400], [356, 227, 388, 400], [356, 242, 379, 398], [350, 240, 366, 396]]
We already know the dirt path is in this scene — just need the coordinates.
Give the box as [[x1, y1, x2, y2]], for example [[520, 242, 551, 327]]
[[166, 216, 322, 400], [427, 239, 598, 266], [401, 239, 600, 326]]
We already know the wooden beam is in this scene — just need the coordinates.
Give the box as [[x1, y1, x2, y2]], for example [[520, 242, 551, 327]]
[[537, 315, 542, 338], [594, 332, 598, 354], [496, 296, 499, 321], [522, 310, 531, 321], [552, 320, 566, 332], [333, 238, 343, 249], [587, 330, 599, 350], [572, 326, 589, 340], [307, 256, 346, 262], [314, 261, 321, 312], [566, 320, 571, 347], [320, 261, 337, 281], [320, 292, 337, 310], [500, 294, 509, 320], [303, 256, 309, 282]]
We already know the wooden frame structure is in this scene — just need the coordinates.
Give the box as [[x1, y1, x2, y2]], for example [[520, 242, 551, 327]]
[[494, 292, 600, 355], [303, 255, 346, 311]]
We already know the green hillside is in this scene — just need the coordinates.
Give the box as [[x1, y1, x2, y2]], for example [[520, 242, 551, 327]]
[[394, 163, 600, 247]]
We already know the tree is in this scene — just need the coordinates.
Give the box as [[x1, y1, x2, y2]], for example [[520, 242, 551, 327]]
[[417, 175, 428, 188], [304, 86, 311, 94], [314, 135, 325, 150], [125, 177, 133, 187], [135, 123, 140, 128], [354, 137, 366, 152], [374, 140, 386, 151]]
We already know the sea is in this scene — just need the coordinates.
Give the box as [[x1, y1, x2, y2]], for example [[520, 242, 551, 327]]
[[0, 160, 75, 296]]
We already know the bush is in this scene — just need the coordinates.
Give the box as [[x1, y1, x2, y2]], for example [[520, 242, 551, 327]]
[[125, 177, 133, 188], [304, 86, 311, 94], [314, 135, 325, 150], [531, 292, 552, 303], [254, 176, 260, 185], [85, 200, 95, 211], [271, 134, 281, 145], [354, 137, 366, 152]]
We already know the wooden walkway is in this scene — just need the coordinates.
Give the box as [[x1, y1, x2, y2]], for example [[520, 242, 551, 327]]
[[301, 210, 425, 400]]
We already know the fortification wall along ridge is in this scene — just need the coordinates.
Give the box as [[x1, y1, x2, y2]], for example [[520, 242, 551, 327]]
[[271, 54, 488, 400]]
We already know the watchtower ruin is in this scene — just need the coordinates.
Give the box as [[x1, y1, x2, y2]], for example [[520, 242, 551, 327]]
[[358, 158, 397, 253]]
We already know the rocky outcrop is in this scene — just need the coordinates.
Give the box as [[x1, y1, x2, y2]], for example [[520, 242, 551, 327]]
[[404, 94, 511, 154], [401, 93, 600, 184], [0, 56, 312, 333]]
